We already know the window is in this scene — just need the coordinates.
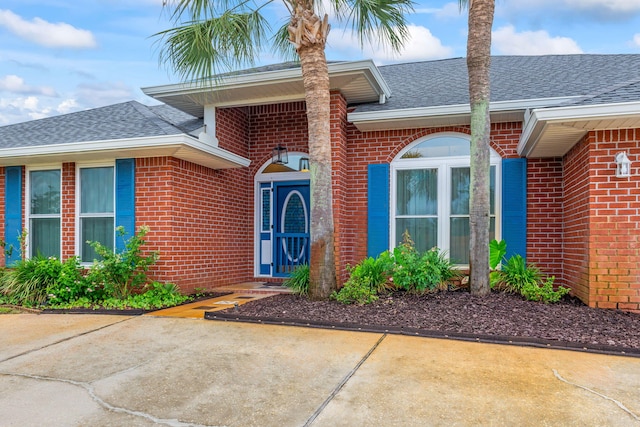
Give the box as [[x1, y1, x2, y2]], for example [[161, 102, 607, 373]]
[[28, 169, 61, 258], [392, 135, 500, 265], [79, 166, 114, 262]]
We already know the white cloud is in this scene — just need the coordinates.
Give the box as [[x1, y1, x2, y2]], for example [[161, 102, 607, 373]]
[[75, 81, 136, 107], [492, 25, 583, 55], [328, 25, 452, 64], [0, 96, 52, 125], [0, 9, 97, 49], [0, 75, 57, 96], [415, 2, 462, 19], [564, 0, 640, 13], [57, 98, 79, 114], [634, 34, 640, 47]]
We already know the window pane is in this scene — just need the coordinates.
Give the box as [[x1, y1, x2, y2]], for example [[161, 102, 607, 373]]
[[30, 218, 60, 258], [451, 167, 470, 215], [81, 217, 114, 262], [450, 217, 469, 264], [450, 217, 497, 265], [30, 170, 60, 215], [401, 137, 470, 158], [490, 166, 496, 215], [261, 189, 270, 232], [396, 218, 437, 253], [81, 167, 114, 213], [396, 169, 437, 216]]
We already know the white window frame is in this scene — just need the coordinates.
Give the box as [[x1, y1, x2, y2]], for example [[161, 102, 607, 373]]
[[390, 133, 502, 265], [75, 162, 116, 264], [25, 165, 62, 259]]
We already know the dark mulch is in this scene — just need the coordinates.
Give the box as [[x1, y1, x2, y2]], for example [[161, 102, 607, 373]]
[[214, 290, 640, 355]]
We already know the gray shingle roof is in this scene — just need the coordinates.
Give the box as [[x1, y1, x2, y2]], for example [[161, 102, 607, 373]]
[[354, 54, 640, 112], [0, 101, 200, 149]]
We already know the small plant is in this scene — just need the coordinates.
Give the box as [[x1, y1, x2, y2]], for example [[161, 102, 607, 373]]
[[0, 255, 62, 306], [46, 257, 102, 304], [283, 264, 309, 296], [489, 239, 507, 270], [521, 276, 570, 303], [391, 233, 458, 293], [497, 254, 541, 294], [331, 276, 379, 305], [87, 226, 158, 299]]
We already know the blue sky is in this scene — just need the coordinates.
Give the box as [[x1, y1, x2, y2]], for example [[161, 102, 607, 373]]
[[1, 0, 640, 125]]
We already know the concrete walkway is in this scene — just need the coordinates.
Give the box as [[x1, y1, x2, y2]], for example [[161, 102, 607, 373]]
[[1, 314, 639, 426]]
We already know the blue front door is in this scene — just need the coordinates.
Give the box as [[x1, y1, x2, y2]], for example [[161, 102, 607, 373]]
[[273, 181, 310, 277]]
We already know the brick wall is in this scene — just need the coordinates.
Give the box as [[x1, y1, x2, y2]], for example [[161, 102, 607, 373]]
[[584, 129, 640, 311], [526, 158, 564, 285], [61, 163, 76, 260]]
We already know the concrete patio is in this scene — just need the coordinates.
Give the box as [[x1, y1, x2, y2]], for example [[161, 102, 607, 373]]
[[1, 313, 639, 426]]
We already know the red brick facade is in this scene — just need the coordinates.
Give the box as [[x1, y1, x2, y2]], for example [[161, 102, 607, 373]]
[[2, 99, 638, 310]]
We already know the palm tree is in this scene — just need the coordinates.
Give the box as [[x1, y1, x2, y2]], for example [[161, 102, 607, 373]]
[[459, 0, 495, 296], [156, 0, 412, 299]]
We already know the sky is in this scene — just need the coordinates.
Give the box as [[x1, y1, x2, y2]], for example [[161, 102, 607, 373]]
[[1, 0, 640, 126]]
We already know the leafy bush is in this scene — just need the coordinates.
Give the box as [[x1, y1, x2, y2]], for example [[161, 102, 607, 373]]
[[46, 256, 103, 304], [87, 226, 158, 299], [497, 254, 541, 294], [521, 276, 570, 303], [391, 234, 458, 293], [331, 275, 379, 305], [283, 264, 309, 295]]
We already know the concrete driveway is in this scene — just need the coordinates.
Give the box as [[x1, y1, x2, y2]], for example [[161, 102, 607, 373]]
[[1, 313, 639, 426]]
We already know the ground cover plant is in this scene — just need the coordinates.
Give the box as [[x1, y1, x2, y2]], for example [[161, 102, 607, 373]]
[[0, 227, 190, 311]]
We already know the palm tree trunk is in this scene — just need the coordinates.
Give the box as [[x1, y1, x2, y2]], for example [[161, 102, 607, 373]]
[[467, 0, 494, 296], [293, 11, 337, 300]]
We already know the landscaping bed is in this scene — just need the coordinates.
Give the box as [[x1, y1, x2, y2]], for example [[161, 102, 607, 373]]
[[216, 290, 640, 355]]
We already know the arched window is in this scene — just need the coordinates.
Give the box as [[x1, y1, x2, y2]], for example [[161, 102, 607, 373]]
[[391, 134, 501, 265]]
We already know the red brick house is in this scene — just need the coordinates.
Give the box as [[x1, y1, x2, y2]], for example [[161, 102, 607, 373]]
[[0, 55, 638, 311]]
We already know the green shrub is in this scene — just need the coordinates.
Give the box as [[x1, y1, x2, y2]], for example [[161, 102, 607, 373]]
[[283, 264, 309, 295], [489, 239, 507, 269], [0, 256, 62, 306], [521, 276, 570, 303], [45, 256, 102, 304], [391, 237, 458, 293], [331, 276, 379, 305], [87, 226, 158, 299], [498, 254, 541, 294]]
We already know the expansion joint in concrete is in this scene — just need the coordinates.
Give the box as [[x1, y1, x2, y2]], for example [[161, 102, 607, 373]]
[[304, 333, 388, 427]]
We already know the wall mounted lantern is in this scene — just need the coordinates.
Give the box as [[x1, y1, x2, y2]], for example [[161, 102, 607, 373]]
[[299, 157, 310, 172], [615, 151, 632, 178], [271, 145, 288, 165]]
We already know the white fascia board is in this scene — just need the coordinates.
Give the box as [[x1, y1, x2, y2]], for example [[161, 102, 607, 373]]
[[142, 59, 390, 100], [518, 101, 640, 156], [347, 96, 581, 124], [0, 134, 250, 168]]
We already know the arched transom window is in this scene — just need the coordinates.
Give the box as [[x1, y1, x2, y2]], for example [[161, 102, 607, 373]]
[[391, 134, 501, 265]]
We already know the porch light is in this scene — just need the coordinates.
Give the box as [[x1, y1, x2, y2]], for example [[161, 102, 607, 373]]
[[299, 157, 310, 172], [271, 145, 288, 165], [615, 151, 632, 178]]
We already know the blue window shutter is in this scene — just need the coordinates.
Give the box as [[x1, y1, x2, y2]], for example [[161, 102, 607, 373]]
[[502, 158, 527, 259], [115, 159, 135, 251], [5, 166, 23, 265], [367, 164, 390, 257]]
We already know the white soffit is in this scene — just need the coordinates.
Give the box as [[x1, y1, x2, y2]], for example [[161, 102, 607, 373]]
[[0, 135, 251, 169], [142, 60, 390, 117], [518, 101, 640, 157]]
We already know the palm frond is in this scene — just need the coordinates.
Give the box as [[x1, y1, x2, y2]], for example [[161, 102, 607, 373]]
[[331, 0, 414, 53], [271, 22, 299, 62], [155, 8, 270, 82]]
